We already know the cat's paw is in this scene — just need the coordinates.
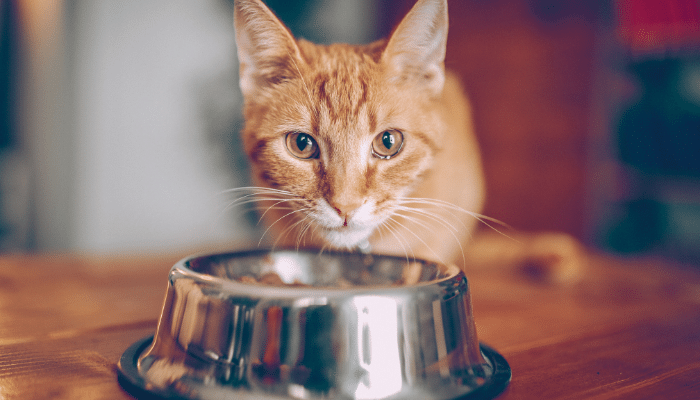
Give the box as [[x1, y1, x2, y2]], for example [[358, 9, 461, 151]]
[[516, 232, 586, 284], [465, 231, 586, 284]]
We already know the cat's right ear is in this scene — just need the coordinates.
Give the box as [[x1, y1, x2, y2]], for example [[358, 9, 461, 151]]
[[233, 0, 302, 98], [382, 0, 448, 96]]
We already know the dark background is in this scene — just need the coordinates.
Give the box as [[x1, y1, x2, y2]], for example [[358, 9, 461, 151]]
[[3, 0, 700, 263]]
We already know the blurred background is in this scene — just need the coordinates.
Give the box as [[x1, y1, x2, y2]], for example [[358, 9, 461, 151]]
[[1, 0, 699, 263]]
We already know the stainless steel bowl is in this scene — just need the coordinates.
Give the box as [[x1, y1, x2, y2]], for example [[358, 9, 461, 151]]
[[118, 249, 510, 399]]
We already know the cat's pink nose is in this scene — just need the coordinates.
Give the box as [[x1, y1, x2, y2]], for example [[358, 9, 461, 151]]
[[330, 200, 362, 219], [331, 202, 359, 227]]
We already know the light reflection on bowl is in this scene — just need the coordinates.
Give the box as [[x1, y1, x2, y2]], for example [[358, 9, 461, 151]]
[[118, 249, 511, 400]]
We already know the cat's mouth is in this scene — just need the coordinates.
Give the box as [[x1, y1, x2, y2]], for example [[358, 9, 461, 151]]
[[327, 224, 352, 232], [305, 201, 381, 249], [317, 224, 376, 249]]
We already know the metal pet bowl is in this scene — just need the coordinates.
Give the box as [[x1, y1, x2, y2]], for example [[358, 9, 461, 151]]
[[118, 249, 510, 399]]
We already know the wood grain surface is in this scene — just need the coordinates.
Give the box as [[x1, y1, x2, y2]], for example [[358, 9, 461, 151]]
[[0, 250, 699, 399]]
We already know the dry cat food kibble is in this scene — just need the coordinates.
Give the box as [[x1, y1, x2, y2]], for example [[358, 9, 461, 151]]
[[236, 272, 353, 287], [235, 261, 427, 287], [238, 272, 307, 286]]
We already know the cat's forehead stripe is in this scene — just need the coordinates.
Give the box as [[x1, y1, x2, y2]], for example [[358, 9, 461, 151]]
[[313, 71, 370, 125]]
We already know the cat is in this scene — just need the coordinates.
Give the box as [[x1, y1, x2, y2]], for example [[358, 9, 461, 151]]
[[231, 0, 584, 283]]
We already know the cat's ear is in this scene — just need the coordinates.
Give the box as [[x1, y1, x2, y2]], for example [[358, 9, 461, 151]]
[[233, 0, 303, 97], [382, 0, 448, 95]]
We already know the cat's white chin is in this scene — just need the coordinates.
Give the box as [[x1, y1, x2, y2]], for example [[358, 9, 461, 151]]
[[318, 227, 375, 249]]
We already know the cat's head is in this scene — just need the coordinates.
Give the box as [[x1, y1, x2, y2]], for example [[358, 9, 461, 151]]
[[233, 0, 449, 249]]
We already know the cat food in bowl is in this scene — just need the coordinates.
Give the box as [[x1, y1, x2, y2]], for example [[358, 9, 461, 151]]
[[118, 249, 510, 400]]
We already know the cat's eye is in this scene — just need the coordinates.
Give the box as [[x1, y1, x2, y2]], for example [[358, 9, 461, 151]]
[[285, 132, 320, 159], [372, 129, 404, 159]]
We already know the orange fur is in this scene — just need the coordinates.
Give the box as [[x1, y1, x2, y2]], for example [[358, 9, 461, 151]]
[[232, 0, 584, 281]]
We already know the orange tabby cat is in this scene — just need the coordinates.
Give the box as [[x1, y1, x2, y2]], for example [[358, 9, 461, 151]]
[[232, 0, 583, 282]]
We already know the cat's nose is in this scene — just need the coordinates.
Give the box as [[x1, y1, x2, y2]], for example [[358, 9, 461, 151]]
[[330, 200, 362, 219]]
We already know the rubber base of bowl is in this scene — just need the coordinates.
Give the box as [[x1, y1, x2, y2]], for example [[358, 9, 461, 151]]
[[118, 336, 511, 400]]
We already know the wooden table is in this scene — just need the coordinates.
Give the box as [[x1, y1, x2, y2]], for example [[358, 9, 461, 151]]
[[1, 250, 699, 399]]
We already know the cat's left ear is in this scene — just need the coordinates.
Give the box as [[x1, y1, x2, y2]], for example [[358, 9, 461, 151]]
[[233, 0, 303, 98], [382, 0, 448, 96]]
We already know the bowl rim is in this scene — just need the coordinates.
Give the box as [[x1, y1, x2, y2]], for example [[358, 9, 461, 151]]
[[170, 248, 465, 299]]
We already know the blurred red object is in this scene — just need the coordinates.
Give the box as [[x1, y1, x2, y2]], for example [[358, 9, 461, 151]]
[[616, 0, 700, 54]]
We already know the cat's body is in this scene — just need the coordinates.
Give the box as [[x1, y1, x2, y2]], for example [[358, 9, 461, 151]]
[[232, 0, 583, 280]]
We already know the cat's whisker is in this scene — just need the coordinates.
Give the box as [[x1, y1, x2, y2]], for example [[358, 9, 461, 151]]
[[220, 186, 297, 196], [394, 205, 467, 267], [295, 219, 315, 251], [381, 218, 414, 265], [388, 215, 449, 266], [378, 222, 405, 262], [376, 223, 387, 242], [278, 212, 317, 253], [402, 197, 510, 227], [279, 215, 308, 251], [308, 223, 323, 250], [394, 205, 460, 234], [392, 209, 441, 237], [258, 207, 311, 248], [219, 187, 297, 206], [393, 222, 417, 264], [395, 202, 469, 241], [270, 215, 306, 252], [217, 186, 299, 221], [394, 205, 461, 243], [396, 201, 469, 233], [257, 198, 304, 222], [218, 186, 318, 251], [215, 199, 262, 227], [318, 242, 330, 258], [217, 187, 302, 227], [398, 198, 466, 221], [303, 220, 318, 247], [302, 223, 315, 250], [223, 196, 295, 213], [400, 197, 519, 243], [218, 198, 297, 230]]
